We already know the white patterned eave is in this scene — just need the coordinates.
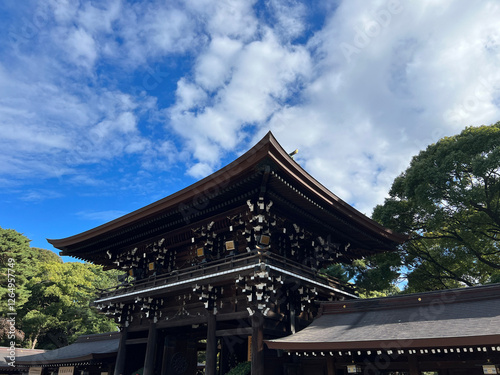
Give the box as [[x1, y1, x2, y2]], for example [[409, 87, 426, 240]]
[[95, 263, 357, 304]]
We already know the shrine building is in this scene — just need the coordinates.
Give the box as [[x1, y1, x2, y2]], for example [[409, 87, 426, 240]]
[[46, 132, 407, 375]]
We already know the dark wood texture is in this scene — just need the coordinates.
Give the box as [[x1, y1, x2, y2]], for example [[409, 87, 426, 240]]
[[113, 327, 127, 375], [143, 323, 157, 375], [205, 312, 217, 375], [251, 314, 264, 375]]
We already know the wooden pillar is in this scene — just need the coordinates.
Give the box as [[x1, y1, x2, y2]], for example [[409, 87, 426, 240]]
[[408, 355, 420, 375], [220, 337, 230, 375], [251, 314, 264, 375], [143, 323, 158, 375], [290, 308, 296, 334], [186, 337, 198, 375], [326, 357, 336, 375], [160, 334, 175, 375], [113, 326, 128, 375], [206, 312, 217, 375]]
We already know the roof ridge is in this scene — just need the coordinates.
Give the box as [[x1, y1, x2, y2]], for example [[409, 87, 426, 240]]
[[321, 283, 500, 314]]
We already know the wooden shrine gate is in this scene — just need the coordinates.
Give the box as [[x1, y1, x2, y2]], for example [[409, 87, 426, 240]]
[[48, 133, 405, 375]]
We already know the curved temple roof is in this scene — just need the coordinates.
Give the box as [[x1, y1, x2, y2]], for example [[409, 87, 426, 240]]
[[266, 283, 500, 351], [48, 132, 406, 261], [15, 332, 119, 366]]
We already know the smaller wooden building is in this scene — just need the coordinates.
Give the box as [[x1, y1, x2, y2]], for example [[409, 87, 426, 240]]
[[0, 347, 46, 375], [267, 283, 500, 375], [14, 332, 119, 375]]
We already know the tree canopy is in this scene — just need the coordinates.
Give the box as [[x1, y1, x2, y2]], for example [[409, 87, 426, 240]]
[[0, 227, 119, 349], [372, 122, 500, 292]]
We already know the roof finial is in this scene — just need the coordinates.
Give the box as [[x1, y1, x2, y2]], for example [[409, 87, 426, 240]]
[[288, 149, 299, 159]]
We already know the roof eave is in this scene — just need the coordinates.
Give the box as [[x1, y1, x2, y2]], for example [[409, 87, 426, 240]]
[[48, 132, 276, 251], [265, 334, 500, 351], [48, 131, 406, 251]]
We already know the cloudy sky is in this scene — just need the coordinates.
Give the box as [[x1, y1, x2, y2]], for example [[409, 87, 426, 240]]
[[1, 0, 500, 257]]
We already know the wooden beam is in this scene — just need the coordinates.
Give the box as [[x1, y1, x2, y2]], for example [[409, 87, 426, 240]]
[[216, 311, 250, 322], [156, 315, 207, 329], [126, 337, 148, 345], [143, 323, 157, 375], [216, 327, 253, 337], [126, 324, 149, 333], [113, 326, 128, 375], [205, 312, 217, 375], [251, 314, 264, 375], [128, 311, 249, 333]]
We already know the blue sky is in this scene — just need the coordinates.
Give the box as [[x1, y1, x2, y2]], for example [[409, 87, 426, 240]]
[[1, 0, 500, 260]]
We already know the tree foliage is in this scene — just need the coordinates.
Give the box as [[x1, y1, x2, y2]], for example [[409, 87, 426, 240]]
[[373, 122, 500, 291], [0, 227, 119, 348], [0, 229, 59, 315], [322, 252, 402, 298], [21, 262, 119, 349]]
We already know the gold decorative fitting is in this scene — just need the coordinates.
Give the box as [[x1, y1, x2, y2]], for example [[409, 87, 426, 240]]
[[259, 235, 270, 245]]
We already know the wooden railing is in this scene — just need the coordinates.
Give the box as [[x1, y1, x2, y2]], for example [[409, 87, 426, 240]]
[[261, 251, 356, 294]]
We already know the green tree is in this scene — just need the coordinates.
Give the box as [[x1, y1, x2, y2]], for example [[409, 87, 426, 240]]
[[21, 262, 118, 349], [0, 228, 51, 315], [322, 252, 402, 297], [0, 227, 118, 348], [373, 122, 500, 292]]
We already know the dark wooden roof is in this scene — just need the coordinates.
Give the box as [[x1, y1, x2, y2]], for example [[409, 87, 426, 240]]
[[266, 283, 500, 351], [1, 347, 46, 369], [48, 132, 406, 264], [15, 332, 119, 365]]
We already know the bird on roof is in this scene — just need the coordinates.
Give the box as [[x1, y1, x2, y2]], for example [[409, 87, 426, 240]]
[[288, 149, 298, 159]]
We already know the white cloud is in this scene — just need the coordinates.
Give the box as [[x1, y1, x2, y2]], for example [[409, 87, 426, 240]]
[[141, 6, 198, 54], [77, 0, 122, 34], [187, 162, 214, 179], [76, 209, 128, 222], [2, 0, 500, 217], [169, 28, 312, 172], [20, 189, 63, 202], [266, 0, 307, 41], [46, 0, 79, 24], [64, 27, 97, 68], [195, 37, 243, 92], [92, 111, 137, 140], [175, 78, 208, 111], [165, 0, 500, 214], [186, 0, 259, 40], [0, 49, 159, 180], [265, 0, 500, 213]]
